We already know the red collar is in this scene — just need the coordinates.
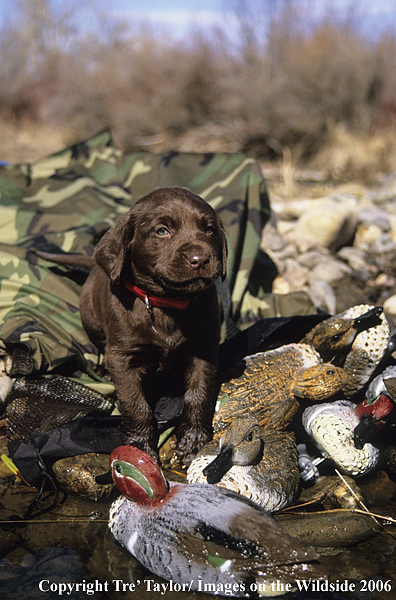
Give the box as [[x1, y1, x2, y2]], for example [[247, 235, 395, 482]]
[[119, 279, 190, 310]]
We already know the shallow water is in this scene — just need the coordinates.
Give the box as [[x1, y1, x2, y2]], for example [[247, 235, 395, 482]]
[[1, 477, 396, 600]]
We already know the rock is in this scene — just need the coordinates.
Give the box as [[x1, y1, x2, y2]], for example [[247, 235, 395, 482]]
[[371, 233, 396, 254], [275, 510, 379, 549], [308, 257, 352, 284], [280, 258, 309, 289], [289, 200, 357, 252], [336, 246, 371, 272], [367, 175, 396, 204], [383, 294, 396, 317], [307, 279, 337, 314], [52, 453, 114, 500], [359, 470, 396, 502], [297, 249, 331, 270], [298, 475, 365, 510], [357, 208, 391, 231], [272, 275, 291, 295]]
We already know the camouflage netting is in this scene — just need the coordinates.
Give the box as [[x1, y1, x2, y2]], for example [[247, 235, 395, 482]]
[[0, 129, 316, 392]]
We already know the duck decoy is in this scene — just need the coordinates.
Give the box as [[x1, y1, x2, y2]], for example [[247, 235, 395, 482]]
[[302, 400, 380, 477], [218, 344, 350, 432], [352, 364, 396, 449], [187, 415, 299, 512], [108, 445, 327, 597], [365, 364, 396, 400], [340, 305, 390, 398], [301, 305, 384, 365], [353, 394, 394, 449]]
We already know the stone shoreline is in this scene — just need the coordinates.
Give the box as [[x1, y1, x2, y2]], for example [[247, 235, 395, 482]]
[[261, 167, 396, 326]]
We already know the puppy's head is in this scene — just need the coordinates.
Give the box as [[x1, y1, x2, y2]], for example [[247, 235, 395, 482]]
[[94, 187, 227, 296]]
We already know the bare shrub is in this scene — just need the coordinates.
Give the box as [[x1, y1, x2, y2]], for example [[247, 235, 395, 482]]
[[0, 0, 396, 177]]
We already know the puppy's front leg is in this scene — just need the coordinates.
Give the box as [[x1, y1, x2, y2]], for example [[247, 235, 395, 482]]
[[176, 356, 217, 465], [105, 353, 159, 460]]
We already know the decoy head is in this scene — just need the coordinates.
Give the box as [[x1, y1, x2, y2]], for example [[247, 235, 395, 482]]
[[353, 393, 395, 449], [203, 415, 263, 484], [291, 363, 351, 401], [110, 445, 169, 506]]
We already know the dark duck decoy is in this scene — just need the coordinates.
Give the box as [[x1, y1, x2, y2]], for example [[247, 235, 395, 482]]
[[108, 445, 327, 597], [301, 305, 384, 364], [302, 304, 389, 398]]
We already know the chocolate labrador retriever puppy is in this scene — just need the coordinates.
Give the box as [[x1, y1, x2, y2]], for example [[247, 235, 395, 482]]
[[35, 187, 227, 465]]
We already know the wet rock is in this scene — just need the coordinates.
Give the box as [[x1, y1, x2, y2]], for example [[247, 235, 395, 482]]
[[275, 510, 379, 549], [298, 475, 365, 510], [0, 529, 20, 557], [52, 453, 114, 500], [359, 470, 396, 503], [0, 547, 87, 600]]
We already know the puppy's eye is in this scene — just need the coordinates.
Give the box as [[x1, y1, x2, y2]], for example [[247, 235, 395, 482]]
[[156, 227, 170, 236], [205, 225, 216, 234]]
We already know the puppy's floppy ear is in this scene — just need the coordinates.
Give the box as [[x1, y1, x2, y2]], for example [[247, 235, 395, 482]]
[[215, 212, 228, 281], [94, 212, 135, 283]]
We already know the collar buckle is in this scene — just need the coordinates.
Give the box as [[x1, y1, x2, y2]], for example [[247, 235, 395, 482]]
[[144, 294, 153, 316]]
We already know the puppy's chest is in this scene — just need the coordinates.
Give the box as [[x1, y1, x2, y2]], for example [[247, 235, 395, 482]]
[[139, 308, 189, 355]]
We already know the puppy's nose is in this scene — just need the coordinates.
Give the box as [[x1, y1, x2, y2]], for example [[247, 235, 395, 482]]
[[188, 252, 210, 270]]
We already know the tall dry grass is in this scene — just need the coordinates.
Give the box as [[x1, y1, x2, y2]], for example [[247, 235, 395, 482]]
[[1, 0, 396, 180]]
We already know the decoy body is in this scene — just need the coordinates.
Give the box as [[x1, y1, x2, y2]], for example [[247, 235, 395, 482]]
[[218, 344, 350, 432], [187, 415, 299, 512], [108, 446, 327, 597]]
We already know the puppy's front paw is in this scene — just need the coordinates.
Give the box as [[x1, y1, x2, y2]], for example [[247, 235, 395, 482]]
[[176, 429, 211, 466]]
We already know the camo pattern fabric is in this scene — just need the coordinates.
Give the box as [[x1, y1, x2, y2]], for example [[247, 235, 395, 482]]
[[0, 129, 314, 386]]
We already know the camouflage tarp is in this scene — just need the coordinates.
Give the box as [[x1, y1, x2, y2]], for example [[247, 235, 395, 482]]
[[0, 130, 315, 389]]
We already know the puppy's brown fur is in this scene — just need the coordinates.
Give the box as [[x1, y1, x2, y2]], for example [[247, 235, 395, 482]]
[[35, 187, 227, 464]]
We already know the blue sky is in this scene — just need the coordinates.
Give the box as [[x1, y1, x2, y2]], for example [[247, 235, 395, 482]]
[[112, 0, 233, 36], [0, 0, 395, 39], [97, 0, 396, 38]]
